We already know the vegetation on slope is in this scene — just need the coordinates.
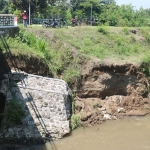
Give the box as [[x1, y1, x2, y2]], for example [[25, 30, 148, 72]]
[[1, 25, 150, 129], [1, 26, 150, 84]]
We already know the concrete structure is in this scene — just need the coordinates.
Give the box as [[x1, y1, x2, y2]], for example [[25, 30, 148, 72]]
[[0, 71, 72, 144], [0, 14, 19, 37]]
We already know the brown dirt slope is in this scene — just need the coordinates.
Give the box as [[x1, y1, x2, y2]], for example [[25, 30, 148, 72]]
[[73, 60, 150, 126]]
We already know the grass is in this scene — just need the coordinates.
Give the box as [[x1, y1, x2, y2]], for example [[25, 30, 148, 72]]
[[71, 113, 81, 130], [1, 25, 150, 83]]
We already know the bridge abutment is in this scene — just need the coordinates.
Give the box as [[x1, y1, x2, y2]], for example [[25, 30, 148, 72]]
[[0, 71, 72, 144]]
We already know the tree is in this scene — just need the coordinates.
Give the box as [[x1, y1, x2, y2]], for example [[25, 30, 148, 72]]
[[70, 0, 102, 20], [0, 0, 9, 14], [10, 0, 47, 16], [99, 0, 116, 5], [98, 1, 118, 26]]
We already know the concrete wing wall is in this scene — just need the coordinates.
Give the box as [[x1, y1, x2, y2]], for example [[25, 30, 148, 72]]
[[0, 72, 72, 144]]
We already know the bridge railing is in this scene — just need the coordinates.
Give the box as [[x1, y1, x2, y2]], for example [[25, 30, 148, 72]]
[[0, 14, 15, 26]]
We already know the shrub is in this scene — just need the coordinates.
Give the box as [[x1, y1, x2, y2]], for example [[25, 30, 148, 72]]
[[3, 97, 25, 127], [64, 68, 80, 83], [141, 58, 150, 94], [130, 35, 136, 43], [98, 26, 109, 35], [122, 27, 129, 35], [71, 113, 81, 130], [145, 34, 150, 43]]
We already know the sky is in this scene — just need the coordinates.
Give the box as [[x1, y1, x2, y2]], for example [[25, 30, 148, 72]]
[[116, 0, 150, 10]]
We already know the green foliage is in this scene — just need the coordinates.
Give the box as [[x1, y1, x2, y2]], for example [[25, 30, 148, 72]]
[[140, 27, 149, 35], [13, 9, 22, 23], [142, 58, 150, 77], [98, 26, 109, 35], [122, 27, 129, 35], [11, 0, 48, 16], [3, 81, 25, 128], [115, 36, 126, 46], [71, 113, 81, 130], [47, 49, 73, 76], [1, 0, 150, 27], [71, 95, 75, 114], [7, 27, 81, 82], [17, 28, 47, 52], [5, 26, 150, 87], [131, 44, 140, 53], [0, 0, 9, 14], [64, 68, 80, 83], [35, 39, 46, 52], [140, 28, 150, 43], [3, 97, 25, 127], [145, 34, 150, 43], [141, 57, 150, 94], [117, 44, 130, 56], [130, 35, 136, 43], [99, 0, 116, 5], [65, 10, 72, 24]]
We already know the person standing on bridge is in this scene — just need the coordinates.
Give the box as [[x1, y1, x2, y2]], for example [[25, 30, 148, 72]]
[[21, 10, 27, 27]]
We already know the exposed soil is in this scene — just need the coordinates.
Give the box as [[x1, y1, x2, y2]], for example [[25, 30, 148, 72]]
[[3, 53, 150, 127], [1, 28, 150, 127], [74, 61, 150, 126], [5, 55, 52, 77]]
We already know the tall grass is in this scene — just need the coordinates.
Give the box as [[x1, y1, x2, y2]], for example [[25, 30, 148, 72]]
[[122, 27, 129, 35], [71, 113, 81, 130], [97, 26, 109, 35], [4, 27, 81, 83]]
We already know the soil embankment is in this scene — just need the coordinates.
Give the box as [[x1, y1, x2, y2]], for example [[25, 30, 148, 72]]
[[73, 59, 150, 126], [5, 55, 150, 127]]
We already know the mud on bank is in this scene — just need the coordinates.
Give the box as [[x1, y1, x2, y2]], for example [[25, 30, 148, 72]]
[[5, 55, 150, 127]]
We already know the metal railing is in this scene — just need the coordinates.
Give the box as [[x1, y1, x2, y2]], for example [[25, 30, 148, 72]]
[[0, 14, 14, 26]]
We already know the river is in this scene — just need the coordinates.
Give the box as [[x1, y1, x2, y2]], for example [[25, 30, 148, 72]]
[[3, 115, 150, 150]]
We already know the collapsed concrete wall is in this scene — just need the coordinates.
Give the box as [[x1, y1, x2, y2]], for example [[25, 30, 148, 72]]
[[0, 72, 72, 144]]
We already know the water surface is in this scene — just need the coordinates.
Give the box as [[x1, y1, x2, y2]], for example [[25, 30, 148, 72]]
[[12, 115, 150, 150], [44, 115, 150, 150]]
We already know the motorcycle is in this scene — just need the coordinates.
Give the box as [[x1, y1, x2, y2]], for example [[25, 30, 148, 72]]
[[71, 20, 78, 27], [59, 19, 68, 29], [42, 20, 59, 28]]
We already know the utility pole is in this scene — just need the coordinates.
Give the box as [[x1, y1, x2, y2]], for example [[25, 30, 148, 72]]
[[91, 4, 92, 26], [8, 0, 9, 14], [29, 0, 31, 25]]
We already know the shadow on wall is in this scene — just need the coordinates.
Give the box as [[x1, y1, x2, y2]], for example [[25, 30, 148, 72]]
[[0, 74, 58, 150], [0, 35, 69, 150], [0, 48, 11, 131], [0, 94, 6, 130]]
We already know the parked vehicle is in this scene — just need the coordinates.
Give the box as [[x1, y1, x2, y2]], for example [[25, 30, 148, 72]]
[[59, 18, 68, 29], [71, 18, 78, 27], [42, 19, 59, 28]]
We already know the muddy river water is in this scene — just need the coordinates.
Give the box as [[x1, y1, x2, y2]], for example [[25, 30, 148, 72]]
[[5, 115, 150, 150], [43, 115, 150, 150]]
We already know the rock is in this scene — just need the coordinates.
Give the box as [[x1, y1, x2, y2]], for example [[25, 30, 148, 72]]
[[103, 114, 111, 120], [63, 129, 70, 135], [117, 107, 124, 113]]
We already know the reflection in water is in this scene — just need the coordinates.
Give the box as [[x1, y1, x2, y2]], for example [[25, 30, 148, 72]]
[[12, 115, 150, 150]]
